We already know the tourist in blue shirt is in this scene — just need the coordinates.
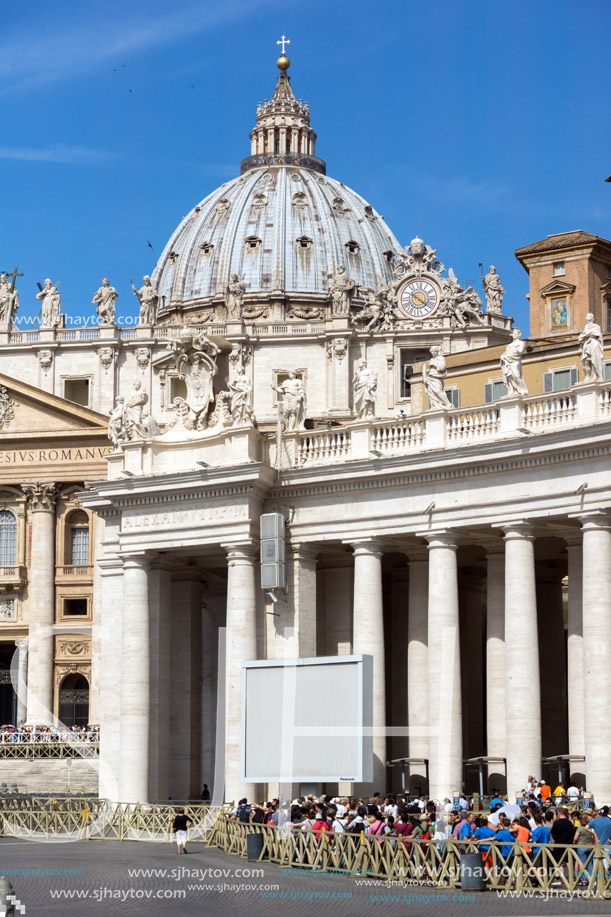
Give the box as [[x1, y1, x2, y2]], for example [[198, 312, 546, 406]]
[[590, 808, 611, 846], [459, 813, 476, 841], [494, 819, 516, 860], [532, 821, 551, 857], [490, 796, 504, 809], [474, 820, 496, 851]]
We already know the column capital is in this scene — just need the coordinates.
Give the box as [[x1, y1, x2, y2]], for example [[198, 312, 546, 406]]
[[22, 482, 57, 511], [222, 543, 258, 562], [578, 512, 611, 533], [121, 552, 150, 571], [425, 532, 459, 551], [349, 538, 384, 558], [501, 521, 534, 542], [480, 536, 505, 557], [403, 544, 429, 563], [564, 533, 583, 548], [290, 542, 319, 563]]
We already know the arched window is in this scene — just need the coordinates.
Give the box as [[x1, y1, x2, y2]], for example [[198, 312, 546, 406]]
[[58, 673, 89, 727], [0, 511, 17, 566], [69, 510, 89, 566]]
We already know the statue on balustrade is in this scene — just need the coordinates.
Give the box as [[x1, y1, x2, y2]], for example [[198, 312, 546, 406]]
[[352, 284, 396, 333], [353, 359, 377, 418], [500, 328, 528, 397], [423, 346, 453, 409], [92, 278, 118, 325], [226, 273, 246, 320], [0, 274, 19, 328], [482, 265, 505, 314], [131, 275, 158, 325], [579, 313, 604, 382], [440, 269, 485, 329], [329, 265, 355, 315], [272, 370, 306, 431], [227, 364, 255, 427], [124, 381, 159, 439], [108, 397, 127, 448], [37, 279, 62, 329]]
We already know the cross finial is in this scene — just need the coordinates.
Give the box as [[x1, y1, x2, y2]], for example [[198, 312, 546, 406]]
[[276, 35, 290, 55]]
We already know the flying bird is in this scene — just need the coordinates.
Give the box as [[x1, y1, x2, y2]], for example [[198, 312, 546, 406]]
[[147, 241, 154, 250]]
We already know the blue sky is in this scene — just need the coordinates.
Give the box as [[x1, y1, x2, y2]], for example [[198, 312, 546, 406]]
[[1, 0, 609, 333]]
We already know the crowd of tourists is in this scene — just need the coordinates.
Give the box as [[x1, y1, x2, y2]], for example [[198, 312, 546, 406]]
[[0, 724, 98, 743], [227, 782, 611, 878]]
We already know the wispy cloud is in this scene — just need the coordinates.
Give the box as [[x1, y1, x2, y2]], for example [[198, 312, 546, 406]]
[[0, 0, 274, 95], [0, 143, 120, 164]]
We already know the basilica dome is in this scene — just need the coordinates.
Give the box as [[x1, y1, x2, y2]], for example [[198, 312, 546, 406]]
[[152, 61, 402, 313]]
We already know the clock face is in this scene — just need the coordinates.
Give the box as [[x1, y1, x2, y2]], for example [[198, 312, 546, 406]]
[[398, 279, 439, 319]]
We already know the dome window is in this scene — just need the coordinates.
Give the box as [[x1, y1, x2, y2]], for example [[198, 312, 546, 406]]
[[199, 243, 213, 257], [252, 193, 267, 210], [245, 236, 261, 253], [296, 236, 312, 251], [292, 192, 308, 210], [364, 205, 377, 222], [383, 251, 395, 264], [168, 251, 180, 264], [345, 241, 360, 256], [215, 198, 230, 215], [332, 197, 349, 213]]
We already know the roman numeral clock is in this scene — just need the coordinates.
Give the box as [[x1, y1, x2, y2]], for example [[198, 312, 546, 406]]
[[398, 278, 440, 319]]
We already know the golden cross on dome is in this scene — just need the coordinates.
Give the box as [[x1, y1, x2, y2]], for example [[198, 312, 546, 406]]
[[276, 35, 290, 55]]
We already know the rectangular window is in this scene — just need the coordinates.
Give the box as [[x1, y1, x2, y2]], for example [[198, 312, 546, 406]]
[[606, 300, 611, 333], [553, 261, 565, 276], [64, 378, 90, 407], [484, 380, 508, 402], [604, 362, 611, 382], [70, 528, 89, 566], [606, 266, 611, 279], [543, 367, 578, 392], [63, 598, 88, 617], [399, 349, 430, 399]]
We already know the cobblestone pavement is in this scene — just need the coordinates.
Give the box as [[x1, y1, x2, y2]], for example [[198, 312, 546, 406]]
[[1, 838, 610, 916]]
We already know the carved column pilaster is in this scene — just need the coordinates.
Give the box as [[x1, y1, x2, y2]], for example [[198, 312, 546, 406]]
[[22, 482, 57, 725]]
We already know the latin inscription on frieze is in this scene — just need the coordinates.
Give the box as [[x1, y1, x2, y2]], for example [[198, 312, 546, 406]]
[[122, 501, 249, 530], [0, 447, 113, 465]]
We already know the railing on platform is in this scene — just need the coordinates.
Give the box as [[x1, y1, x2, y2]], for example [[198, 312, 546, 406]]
[[0, 741, 99, 758], [208, 820, 611, 899]]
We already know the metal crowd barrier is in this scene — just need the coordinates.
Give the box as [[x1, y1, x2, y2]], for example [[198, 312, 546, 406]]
[[0, 800, 234, 842], [208, 819, 611, 899]]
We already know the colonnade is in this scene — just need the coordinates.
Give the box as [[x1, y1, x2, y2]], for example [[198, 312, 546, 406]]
[[95, 512, 611, 807]]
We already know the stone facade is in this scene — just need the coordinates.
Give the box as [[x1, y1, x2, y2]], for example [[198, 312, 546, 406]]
[[2, 54, 611, 810]]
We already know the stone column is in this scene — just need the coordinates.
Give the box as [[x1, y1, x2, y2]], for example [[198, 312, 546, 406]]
[[96, 511, 123, 802], [201, 593, 225, 797], [485, 544, 506, 791], [22, 483, 56, 725], [14, 639, 28, 725], [89, 512, 105, 726], [120, 554, 150, 803], [268, 544, 317, 659], [580, 514, 611, 801], [224, 545, 257, 803], [565, 535, 584, 759], [406, 547, 428, 792], [426, 533, 462, 801], [352, 540, 386, 792], [503, 523, 541, 801], [148, 560, 172, 801]]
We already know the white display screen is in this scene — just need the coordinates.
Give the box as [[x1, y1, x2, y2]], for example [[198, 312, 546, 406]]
[[242, 655, 373, 782]]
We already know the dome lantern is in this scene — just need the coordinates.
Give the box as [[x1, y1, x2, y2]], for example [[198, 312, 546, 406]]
[[240, 42, 326, 176]]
